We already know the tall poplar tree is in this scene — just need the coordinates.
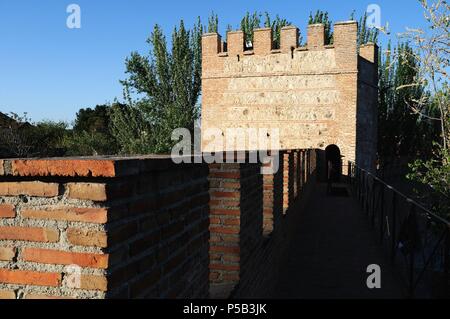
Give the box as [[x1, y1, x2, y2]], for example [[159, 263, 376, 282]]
[[111, 19, 202, 154]]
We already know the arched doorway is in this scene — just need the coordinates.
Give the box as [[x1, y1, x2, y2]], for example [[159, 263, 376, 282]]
[[325, 144, 342, 183]]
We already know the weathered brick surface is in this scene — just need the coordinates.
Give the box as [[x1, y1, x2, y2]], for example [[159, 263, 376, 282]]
[[66, 183, 107, 201], [208, 162, 243, 297], [0, 204, 15, 218], [208, 150, 317, 298], [0, 226, 59, 242], [11, 159, 116, 177], [24, 294, 73, 299], [79, 275, 108, 291], [0, 247, 16, 261], [0, 289, 15, 299], [22, 248, 108, 269], [22, 207, 108, 223], [0, 182, 59, 197], [0, 269, 61, 287], [67, 228, 107, 248], [0, 156, 210, 299]]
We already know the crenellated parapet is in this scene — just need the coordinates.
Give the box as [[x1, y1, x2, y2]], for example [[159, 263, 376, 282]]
[[201, 20, 378, 172], [201, 21, 375, 63]]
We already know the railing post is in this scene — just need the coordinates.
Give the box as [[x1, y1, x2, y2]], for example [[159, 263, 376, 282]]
[[361, 168, 365, 206], [371, 178, 377, 227], [347, 161, 351, 182], [361, 172, 366, 210], [408, 203, 416, 299], [379, 182, 385, 244], [390, 190, 397, 262], [444, 226, 450, 296], [364, 172, 370, 215]]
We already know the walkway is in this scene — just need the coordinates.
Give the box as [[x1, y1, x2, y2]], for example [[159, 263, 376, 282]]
[[272, 183, 405, 299]]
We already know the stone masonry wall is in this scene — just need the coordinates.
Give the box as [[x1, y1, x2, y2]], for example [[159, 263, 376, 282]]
[[201, 21, 378, 170], [0, 157, 209, 299]]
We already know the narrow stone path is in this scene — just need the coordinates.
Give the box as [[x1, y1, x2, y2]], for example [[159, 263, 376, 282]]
[[272, 183, 405, 299]]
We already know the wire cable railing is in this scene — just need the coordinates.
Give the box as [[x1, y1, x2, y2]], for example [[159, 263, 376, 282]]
[[348, 161, 450, 298]]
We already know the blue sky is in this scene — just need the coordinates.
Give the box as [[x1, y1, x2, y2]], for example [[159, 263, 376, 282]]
[[0, 0, 426, 123]]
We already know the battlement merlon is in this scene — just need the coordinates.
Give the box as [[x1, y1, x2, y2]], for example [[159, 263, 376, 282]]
[[280, 26, 299, 53], [360, 42, 379, 64], [201, 20, 360, 56], [307, 24, 325, 50], [334, 21, 358, 70], [202, 33, 222, 56], [227, 31, 245, 56]]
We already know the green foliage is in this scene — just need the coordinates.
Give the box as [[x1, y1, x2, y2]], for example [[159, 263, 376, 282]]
[[237, 12, 295, 49], [207, 11, 219, 33], [62, 130, 117, 156], [357, 12, 379, 46], [111, 19, 203, 155], [402, 0, 450, 220], [349, 10, 356, 21], [377, 42, 438, 159], [263, 13, 294, 49], [407, 144, 450, 219], [109, 100, 154, 154], [307, 10, 379, 47], [0, 113, 68, 158], [308, 10, 333, 44], [63, 104, 120, 156], [31, 120, 68, 156], [73, 105, 110, 135], [240, 12, 262, 47]]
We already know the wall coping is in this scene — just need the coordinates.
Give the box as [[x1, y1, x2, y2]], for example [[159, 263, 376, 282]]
[[0, 155, 200, 178], [0, 150, 310, 178]]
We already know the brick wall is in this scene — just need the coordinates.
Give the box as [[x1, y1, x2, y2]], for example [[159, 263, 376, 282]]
[[0, 157, 209, 299], [357, 44, 379, 172], [208, 150, 317, 298], [0, 151, 318, 299]]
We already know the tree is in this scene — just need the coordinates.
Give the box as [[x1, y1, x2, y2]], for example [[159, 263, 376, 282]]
[[408, 143, 450, 219], [0, 112, 34, 157], [398, 0, 449, 150], [240, 12, 262, 48], [399, 0, 450, 219], [0, 113, 68, 158], [263, 13, 294, 49], [207, 11, 219, 33], [63, 104, 121, 156], [32, 120, 68, 157], [237, 12, 296, 49], [356, 12, 379, 47], [111, 19, 203, 154], [378, 43, 429, 159], [109, 100, 153, 154], [73, 105, 111, 135]]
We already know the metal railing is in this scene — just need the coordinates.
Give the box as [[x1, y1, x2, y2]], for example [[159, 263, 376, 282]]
[[348, 161, 450, 298]]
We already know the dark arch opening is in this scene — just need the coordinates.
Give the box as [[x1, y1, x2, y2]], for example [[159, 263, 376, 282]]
[[325, 144, 342, 183]]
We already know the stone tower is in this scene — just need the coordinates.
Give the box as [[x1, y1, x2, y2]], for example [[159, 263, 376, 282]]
[[201, 21, 378, 172]]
